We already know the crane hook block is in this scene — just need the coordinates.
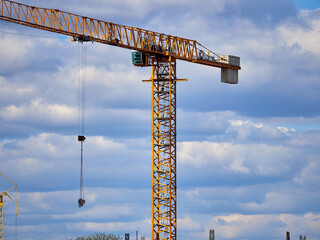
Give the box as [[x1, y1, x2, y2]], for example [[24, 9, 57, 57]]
[[78, 198, 85, 207], [78, 135, 86, 142]]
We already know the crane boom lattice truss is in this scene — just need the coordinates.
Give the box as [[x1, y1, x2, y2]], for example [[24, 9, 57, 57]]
[[0, 0, 240, 70], [0, 1, 240, 240]]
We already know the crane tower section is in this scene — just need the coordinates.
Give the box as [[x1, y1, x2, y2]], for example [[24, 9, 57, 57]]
[[150, 56, 178, 240], [0, 172, 17, 240], [0, 195, 3, 240]]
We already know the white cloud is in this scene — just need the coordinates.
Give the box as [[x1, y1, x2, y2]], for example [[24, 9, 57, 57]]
[[224, 118, 300, 142], [176, 213, 320, 240], [228, 120, 263, 140], [244, 191, 305, 213], [227, 157, 250, 174], [230, 120, 263, 128], [53, 205, 133, 220], [67, 221, 134, 232], [280, 213, 320, 237], [178, 141, 296, 176], [279, 9, 320, 56], [84, 64, 148, 102], [0, 99, 77, 125], [65, 218, 151, 234], [179, 182, 320, 217], [0, 133, 151, 189], [277, 126, 296, 133], [178, 216, 202, 231], [0, 35, 34, 69], [201, 213, 320, 240], [178, 110, 235, 135], [293, 161, 320, 188], [86, 136, 126, 152]]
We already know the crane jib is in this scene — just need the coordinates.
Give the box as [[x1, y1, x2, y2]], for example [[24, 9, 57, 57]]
[[0, 0, 240, 72]]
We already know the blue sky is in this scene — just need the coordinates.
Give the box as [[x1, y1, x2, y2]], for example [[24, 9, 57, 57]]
[[0, 0, 320, 240], [294, 0, 319, 9]]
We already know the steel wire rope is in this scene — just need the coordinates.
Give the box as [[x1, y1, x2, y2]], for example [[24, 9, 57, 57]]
[[77, 41, 87, 207], [82, 42, 87, 136]]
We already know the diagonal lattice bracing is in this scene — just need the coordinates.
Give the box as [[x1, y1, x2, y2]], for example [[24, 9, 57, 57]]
[[151, 57, 177, 240]]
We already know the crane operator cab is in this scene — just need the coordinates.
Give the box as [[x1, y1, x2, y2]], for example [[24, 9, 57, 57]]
[[131, 50, 144, 66], [131, 50, 154, 67]]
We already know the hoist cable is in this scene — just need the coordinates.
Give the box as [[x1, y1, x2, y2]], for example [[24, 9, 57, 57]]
[[80, 141, 84, 198], [77, 43, 80, 136], [77, 41, 87, 208], [82, 43, 87, 136], [77, 42, 87, 136]]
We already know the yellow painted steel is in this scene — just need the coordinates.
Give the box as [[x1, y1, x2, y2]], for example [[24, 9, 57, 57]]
[[151, 56, 180, 240], [0, 0, 240, 70], [0, 172, 17, 240], [0, 196, 3, 240]]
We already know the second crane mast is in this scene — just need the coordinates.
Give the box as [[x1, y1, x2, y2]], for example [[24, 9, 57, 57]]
[[0, 1, 241, 240], [0, 172, 17, 240]]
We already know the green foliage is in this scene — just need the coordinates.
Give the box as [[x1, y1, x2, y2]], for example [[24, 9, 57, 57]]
[[67, 233, 123, 240]]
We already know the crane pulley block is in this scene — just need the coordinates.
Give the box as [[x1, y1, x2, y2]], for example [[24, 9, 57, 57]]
[[78, 198, 85, 208]]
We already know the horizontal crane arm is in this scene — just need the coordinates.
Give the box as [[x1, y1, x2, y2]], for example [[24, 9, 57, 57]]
[[0, 0, 240, 70]]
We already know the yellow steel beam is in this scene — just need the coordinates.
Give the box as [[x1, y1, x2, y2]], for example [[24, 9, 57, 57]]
[[0, 173, 17, 240], [0, 0, 240, 70], [151, 57, 178, 240], [0, 195, 3, 240]]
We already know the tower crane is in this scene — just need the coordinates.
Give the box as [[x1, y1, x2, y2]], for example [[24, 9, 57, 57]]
[[0, 1, 241, 240], [0, 172, 17, 240]]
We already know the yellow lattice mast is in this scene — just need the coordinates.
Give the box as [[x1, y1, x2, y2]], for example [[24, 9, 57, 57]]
[[0, 1, 240, 240], [0, 172, 17, 240], [0, 195, 2, 240], [144, 56, 182, 240]]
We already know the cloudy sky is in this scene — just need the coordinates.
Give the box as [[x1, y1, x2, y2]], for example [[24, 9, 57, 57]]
[[1, 0, 320, 239]]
